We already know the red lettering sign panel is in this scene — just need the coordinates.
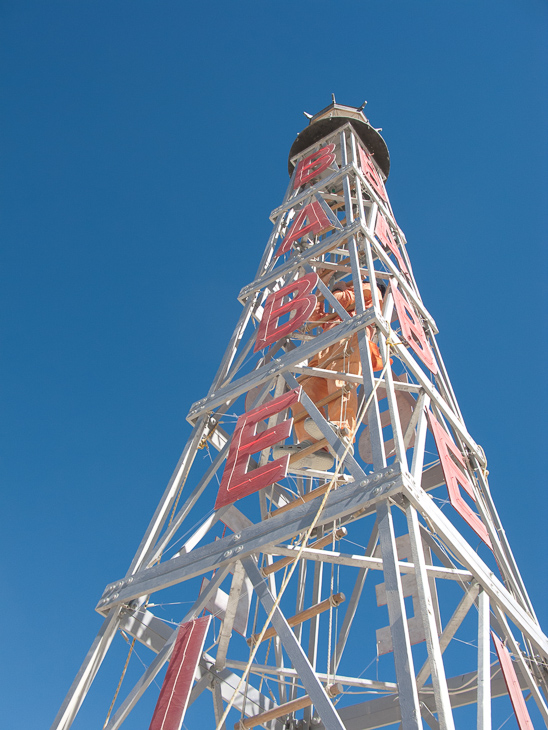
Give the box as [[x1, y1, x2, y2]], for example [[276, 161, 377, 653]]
[[492, 632, 534, 730], [293, 144, 336, 189], [215, 388, 300, 509], [276, 201, 332, 257], [391, 282, 437, 374], [428, 411, 492, 549], [254, 273, 318, 352], [375, 213, 409, 276], [148, 615, 211, 730], [358, 145, 388, 202]]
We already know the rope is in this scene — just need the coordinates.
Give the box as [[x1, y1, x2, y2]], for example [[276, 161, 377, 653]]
[[215, 347, 394, 730], [102, 634, 136, 729], [257, 637, 273, 696]]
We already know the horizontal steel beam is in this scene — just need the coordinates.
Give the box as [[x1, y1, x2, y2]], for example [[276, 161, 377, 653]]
[[196, 654, 281, 724], [96, 464, 403, 612], [330, 665, 526, 730], [224, 660, 398, 693], [187, 308, 376, 422], [263, 545, 473, 582], [269, 163, 354, 222], [238, 220, 362, 302]]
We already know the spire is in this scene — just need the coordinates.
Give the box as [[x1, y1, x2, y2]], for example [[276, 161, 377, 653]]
[[288, 97, 390, 179], [51, 103, 548, 730]]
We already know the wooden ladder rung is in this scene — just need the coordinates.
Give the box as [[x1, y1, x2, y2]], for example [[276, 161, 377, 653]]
[[235, 684, 341, 729], [247, 593, 345, 646], [289, 438, 329, 465], [271, 479, 333, 517], [292, 389, 347, 424]]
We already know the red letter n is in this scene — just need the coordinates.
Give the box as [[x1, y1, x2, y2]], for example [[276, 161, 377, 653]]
[[293, 145, 336, 189], [254, 273, 318, 352], [391, 282, 437, 374], [276, 202, 332, 257], [375, 213, 409, 276], [428, 411, 492, 549], [492, 633, 534, 729], [214, 388, 300, 509]]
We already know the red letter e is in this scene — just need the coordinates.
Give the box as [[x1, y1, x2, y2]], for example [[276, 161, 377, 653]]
[[214, 388, 300, 509]]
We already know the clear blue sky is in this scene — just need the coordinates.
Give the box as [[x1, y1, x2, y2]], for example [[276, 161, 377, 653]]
[[1, 2, 547, 728]]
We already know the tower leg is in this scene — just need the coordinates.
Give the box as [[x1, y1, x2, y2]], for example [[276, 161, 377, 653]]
[[406, 501, 455, 730], [376, 499, 422, 730], [477, 590, 492, 729], [50, 611, 121, 730]]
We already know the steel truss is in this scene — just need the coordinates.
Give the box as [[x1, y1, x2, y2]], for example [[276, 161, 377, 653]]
[[52, 103, 548, 730]]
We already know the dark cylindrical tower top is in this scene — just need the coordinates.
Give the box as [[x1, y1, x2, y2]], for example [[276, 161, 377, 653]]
[[288, 99, 390, 180]]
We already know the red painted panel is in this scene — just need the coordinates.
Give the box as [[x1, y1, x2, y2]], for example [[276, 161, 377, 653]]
[[293, 144, 336, 189], [276, 201, 332, 258], [254, 273, 318, 352], [428, 411, 492, 549], [374, 213, 409, 275], [492, 632, 534, 729], [391, 282, 437, 374], [215, 388, 301, 509], [358, 145, 388, 202], [149, 615, 211, 730]]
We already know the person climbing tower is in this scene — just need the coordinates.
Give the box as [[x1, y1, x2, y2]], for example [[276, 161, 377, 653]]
[[273, 270, 384, 470]]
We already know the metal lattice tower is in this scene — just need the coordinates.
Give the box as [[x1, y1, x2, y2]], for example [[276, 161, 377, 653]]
[[52, 101, 548, 730]]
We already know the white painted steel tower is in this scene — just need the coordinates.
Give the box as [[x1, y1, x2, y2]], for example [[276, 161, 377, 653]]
[[52, 101, 548, 730]]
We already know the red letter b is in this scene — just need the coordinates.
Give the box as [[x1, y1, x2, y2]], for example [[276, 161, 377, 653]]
[[254, 273, 318, 352]]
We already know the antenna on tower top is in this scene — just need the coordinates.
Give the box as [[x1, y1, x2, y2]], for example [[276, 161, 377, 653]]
[[357, 99, 368, 112], [303, 111, 313, 119], [331, 93, 336, 103]]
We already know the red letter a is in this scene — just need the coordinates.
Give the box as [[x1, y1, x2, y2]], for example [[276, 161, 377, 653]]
[[276, 202, 332, 257]]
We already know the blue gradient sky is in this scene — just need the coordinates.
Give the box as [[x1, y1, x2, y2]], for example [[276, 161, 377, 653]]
[[1, 2, 547, 728]]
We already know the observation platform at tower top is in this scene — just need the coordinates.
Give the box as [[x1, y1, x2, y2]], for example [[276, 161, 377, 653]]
[[288, 98, 391, 180]]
